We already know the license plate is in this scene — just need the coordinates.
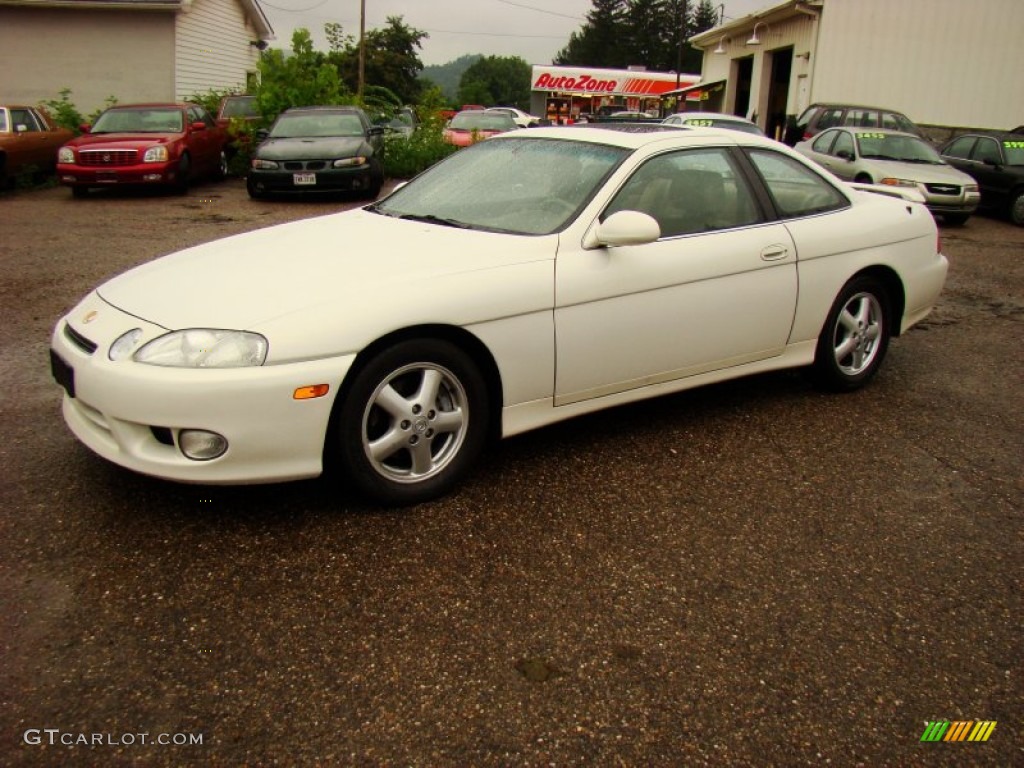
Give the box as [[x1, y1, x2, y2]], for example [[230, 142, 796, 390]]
[[293, 173, 316, 186], [96, 172, 118, 183], [50, 349, 76, 398]]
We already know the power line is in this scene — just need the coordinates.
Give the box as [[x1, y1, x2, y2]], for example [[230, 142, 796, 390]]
[[493, 0, 586, 21], [259, 0, 331, 12]]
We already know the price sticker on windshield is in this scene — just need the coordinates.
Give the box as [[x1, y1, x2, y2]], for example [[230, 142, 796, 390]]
[[684, 119, 714, 127], [856, 132, 886, 140], [1004, 141, 1024, 149]]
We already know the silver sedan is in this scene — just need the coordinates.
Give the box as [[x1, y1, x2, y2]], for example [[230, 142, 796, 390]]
[[796, 127, 980, 224]]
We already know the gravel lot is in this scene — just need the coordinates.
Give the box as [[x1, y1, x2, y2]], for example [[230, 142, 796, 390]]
[[1, 178, 1021, 766]]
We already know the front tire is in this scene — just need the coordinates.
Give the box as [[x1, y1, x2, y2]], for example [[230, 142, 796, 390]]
[[812, 276, 891, 391], [173, 153, 191, 195], [1010, 189, 1024, 226], [335, 339, 489, 505]]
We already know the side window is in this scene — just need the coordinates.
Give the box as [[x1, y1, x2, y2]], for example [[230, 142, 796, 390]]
[[746, 149, 848, 218], [843, 109, 878, 128], [972, 138, 1002, 164], [943, 136, 976, 160], [10, 108, 41, 131], [817, 108, 843, 130], [832, 130, 855, 157], [811, 131, 836, 154], [603, 148, 763, 238]]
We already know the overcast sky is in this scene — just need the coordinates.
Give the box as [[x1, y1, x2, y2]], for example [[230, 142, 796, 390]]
[[258, 0, 769, 67]]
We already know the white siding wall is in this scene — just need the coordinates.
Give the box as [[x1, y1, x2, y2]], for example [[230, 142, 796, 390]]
[[0, 7, 175, 114], [696, 12, 817, 120], [814, 0, 1024, 128], [174, 0, 261, 99]]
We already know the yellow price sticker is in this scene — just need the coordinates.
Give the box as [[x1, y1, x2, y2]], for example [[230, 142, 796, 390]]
[[1003, 141, 1024, 149], [684, 119, 714, 127], [856, 132, 886, 140]]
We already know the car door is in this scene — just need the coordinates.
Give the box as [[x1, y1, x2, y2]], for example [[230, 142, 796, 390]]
[[968, 136, 1013, 201], [186, 106, 217, 173], [7, 107, 49, 172], [553, 146, 798, 405]]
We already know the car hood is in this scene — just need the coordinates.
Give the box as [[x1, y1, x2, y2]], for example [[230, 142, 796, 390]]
[[861, 159, 974, 185], [97, 208, 556, 333], [68, 132, 181, 147], [257, 136, 366, 159]]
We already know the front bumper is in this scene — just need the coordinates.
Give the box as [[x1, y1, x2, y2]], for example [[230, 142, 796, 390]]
[[247, 165, 375, 194], [922, 189, 981, 216], [58, 161, 181, 187], [50, 292, 356, 484]]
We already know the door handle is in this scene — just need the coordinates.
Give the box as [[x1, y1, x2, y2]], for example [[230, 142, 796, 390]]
[[760, 245, 789, 261]]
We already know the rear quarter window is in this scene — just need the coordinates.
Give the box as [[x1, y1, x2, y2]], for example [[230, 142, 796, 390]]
[[746, 149, 849, 218]]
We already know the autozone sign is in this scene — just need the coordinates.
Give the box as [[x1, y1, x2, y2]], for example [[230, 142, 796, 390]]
[[531, 66, 696, 96], [534, 72, 617, 93]]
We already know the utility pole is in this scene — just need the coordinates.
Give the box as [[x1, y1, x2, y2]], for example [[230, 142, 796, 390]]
[[676, 0, 688, 89], [358, 0, 366, 101]]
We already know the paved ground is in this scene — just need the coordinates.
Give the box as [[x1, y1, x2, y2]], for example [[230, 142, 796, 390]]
[[1, 179, 1021, 766]]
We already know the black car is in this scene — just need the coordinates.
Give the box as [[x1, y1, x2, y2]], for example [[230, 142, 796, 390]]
[[939, 131, 1024, 226], [247, 106, 384, 199], [784, 103, 925, 147]]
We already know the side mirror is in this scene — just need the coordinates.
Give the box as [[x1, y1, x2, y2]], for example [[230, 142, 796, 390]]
[[190, 121, 206, 132], [836, 149, 853, 161], [585, 210, 661, 248], [368, 125, 384, 136], [79, 124, 91, 134], [982, 157, 1001, 168]]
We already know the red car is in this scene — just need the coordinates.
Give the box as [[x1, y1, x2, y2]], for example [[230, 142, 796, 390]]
[[442, 110, 519, 148], [58, 103, 228, 197]]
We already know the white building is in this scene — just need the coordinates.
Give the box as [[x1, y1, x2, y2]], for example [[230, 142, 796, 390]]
[[0, 0, 273, 114], [682, 0, 1023, 140]]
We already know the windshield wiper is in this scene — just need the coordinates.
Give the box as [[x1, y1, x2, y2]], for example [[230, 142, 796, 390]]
[[397, 213, 471, 229]]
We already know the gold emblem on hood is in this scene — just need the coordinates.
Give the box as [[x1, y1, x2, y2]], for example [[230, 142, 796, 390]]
[[83, 310, 98, 324]]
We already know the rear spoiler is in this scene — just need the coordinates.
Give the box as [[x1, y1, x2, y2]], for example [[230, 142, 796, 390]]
[[849, 182, 926, 204]]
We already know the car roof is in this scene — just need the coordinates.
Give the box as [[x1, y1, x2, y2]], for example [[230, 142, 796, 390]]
[[807, 102, 910, 113], [943, 130, 1021, 142], [282, 105, 364, 113], [666, 112, 755, 123], [817, 126, 922, 138], [490, 124, 775, 150]]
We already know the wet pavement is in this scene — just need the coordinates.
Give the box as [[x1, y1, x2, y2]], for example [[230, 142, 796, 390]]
[[1, 180, 1021, 765]]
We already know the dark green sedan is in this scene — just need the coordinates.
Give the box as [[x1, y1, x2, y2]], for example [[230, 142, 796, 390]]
[[247, 106, 384, 199]]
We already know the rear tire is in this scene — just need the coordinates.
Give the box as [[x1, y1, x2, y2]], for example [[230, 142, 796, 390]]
[[854, 173, 873, 184], [334, 339, 488, 505], [71, 186, 89, 199], [811, 276, 891, 392]]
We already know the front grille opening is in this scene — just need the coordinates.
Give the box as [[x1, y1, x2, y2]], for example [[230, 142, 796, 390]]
[[150, 427, 175, 446], [64, 323, 98, 354]]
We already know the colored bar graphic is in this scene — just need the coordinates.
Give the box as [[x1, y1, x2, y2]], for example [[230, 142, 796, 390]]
[[921, 720, 996, 742]]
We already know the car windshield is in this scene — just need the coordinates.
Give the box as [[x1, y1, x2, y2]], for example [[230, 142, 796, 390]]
[[449, 113, 516, 132], [855, 132, 944, 164], [222, 97, 257, 118], [270, 113, 365, 138], [1003, 140, 1024, 165], [91, 108, 184, 134], [371, 137, 628, 235]]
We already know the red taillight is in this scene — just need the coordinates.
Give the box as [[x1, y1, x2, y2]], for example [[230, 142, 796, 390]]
[[803, 131, 813, 140]]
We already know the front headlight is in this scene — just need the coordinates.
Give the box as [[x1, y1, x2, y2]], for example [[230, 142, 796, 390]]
[[251, 158, 279, 170], [134, 329, 268, 368], [143, 146, 169, 163], [333, 156, 368, 168], [965, 183, 979, 192], [880, 177, 918, 188], [58, 147, 75, 163]]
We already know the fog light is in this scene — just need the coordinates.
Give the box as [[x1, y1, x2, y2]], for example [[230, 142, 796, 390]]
[[179, 429, 228, 461]]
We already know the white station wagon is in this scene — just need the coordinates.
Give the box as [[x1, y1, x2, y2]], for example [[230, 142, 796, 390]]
[[51, 125, 948, 504]]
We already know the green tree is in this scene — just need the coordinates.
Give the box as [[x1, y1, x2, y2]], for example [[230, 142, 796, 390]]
[[555, 0, 627, 67], [256, 29, 352, 120], [330, 16, 428, 105], [457, 56, 532, 109]]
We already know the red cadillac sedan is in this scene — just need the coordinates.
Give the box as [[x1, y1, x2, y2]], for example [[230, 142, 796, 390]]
[[58, 103, 228, 197]]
